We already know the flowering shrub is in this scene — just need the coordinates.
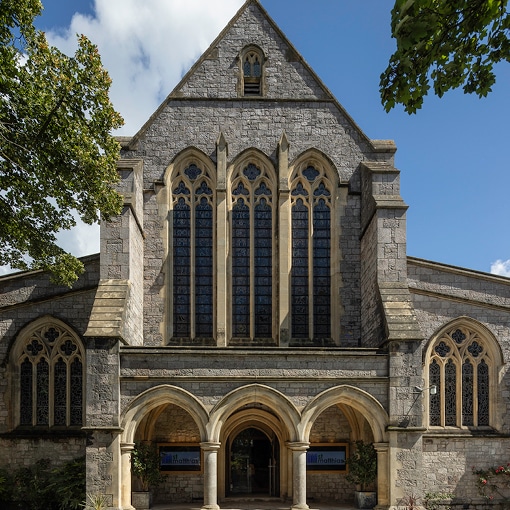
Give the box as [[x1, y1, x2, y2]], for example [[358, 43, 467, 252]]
[[473, 463, 510, 503]]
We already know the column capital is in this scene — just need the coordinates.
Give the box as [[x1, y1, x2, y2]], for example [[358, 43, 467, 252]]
[[373, 442, 389, 453], [120, 442, 135, 453], [200, 441, 221, 451], [286, 441, 310, 451]]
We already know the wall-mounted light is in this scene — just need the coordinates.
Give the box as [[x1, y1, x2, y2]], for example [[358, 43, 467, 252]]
[[414, 385, 437, 395], [399, 385, 438, 428]]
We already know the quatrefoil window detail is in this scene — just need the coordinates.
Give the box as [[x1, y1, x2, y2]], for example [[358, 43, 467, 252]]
[[452, 329, 466, 344], [61, 340, 77, 357], [184, 164, 202, 181], [434, 341, 451, 357], [44, 328, 59, 342], [468, 341, 483, 357], [27, 340, 44, 356], [243, 164, 261, 181]]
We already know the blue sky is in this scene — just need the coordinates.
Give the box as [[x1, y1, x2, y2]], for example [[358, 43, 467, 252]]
[[31, 0, 510, 277]]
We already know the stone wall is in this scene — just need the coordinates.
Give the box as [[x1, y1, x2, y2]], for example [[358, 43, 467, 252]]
[[423, 436, 509, 500], [119, 347, 389, 412], [0, 435, 85, 470]]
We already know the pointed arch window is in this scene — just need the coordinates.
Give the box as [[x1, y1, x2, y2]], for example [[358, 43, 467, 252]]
[[231, 162, 275, 341], [290, 166, 332, 342], [171, 163, 215, 341], [427, 325, 494, 428], [241, 46, 264, 96], [17, 322, 83, 427]]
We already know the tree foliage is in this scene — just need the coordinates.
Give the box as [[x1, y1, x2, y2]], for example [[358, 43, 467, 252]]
[[381, 0, 510, 113], [0, 0, 123, 286]]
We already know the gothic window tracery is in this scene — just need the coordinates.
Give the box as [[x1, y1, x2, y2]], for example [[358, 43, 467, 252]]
[[290, 165, 332, 341], [172, 162, 215, 340], [230, 162, 275, 340], [16, 322, 83, 427], [427, 325, 495, 428]]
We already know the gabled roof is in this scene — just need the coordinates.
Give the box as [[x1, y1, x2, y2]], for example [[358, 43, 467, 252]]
[[125, 0, 393, 154]]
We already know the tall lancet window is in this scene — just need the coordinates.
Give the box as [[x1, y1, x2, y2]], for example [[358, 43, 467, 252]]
[[172, 163, 214, 341], [427, 324, 496, 428], [231, 162, 275, 341], [290, 166, 332, 342]]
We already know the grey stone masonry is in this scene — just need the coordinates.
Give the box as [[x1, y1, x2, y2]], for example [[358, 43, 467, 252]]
[[84, 279, 131, 341]]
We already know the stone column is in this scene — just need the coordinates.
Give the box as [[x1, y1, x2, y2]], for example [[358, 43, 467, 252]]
[[373, 442, 389, 509], [288, 441, 309, 510], [201, 441, 221, 510], [120, 442, 135, 510]]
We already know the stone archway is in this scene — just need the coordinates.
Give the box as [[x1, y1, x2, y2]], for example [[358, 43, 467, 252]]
[[300, 385, 389, 507], [209, 384, 300, 502], [219, 408, 287, 501], [119, 385, 209, 509]]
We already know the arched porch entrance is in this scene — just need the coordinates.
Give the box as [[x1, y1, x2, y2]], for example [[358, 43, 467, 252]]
[[301, 385, 389, 508], [227, 426, 280, 497]]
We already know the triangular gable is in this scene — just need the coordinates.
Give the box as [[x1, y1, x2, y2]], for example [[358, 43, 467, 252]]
[[127, 0, 384, 151]]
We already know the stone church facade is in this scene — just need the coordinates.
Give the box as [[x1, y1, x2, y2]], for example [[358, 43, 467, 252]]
[[1, 1, 509, 509]]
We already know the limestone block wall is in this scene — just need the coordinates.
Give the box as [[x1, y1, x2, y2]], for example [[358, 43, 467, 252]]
[[360, 215, 382, 345], [99, 160, 144, 345], [0, 436, 85, 470], [178, 3, 328, 101], [307, 405, 355, 502], [422, 437, 509, 499], [119, 348, 389, 413]]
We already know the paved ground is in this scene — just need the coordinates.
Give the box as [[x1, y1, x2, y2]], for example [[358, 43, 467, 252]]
[[151, 498, 354, 510]]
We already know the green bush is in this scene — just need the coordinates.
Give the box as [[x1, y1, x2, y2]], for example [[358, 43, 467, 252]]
[[51, 456, 86, 510], [0, 456, 85, 510], [346, 440, 377, 491]]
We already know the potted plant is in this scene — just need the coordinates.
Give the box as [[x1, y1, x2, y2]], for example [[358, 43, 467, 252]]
[[346, 440, 377, 509], [131, 441, 164, 509]]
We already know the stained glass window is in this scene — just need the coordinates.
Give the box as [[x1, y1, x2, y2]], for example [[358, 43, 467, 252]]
[[428, 325, 493, 428], [232, 199, 251, 337], [231, 163, 274, 341], [20, 358, 33, 426], [173, 197, 191, 338], [195, 198, 213, 337], [290, 166, 332, 341], [171, 163, 214, 341], [254, 199, 272, 337], [429, 359, 441, 426], [70, 358, 83, 426], [313, 199, 331, 339], [17, 323, 83, 428], [462, 361, 474, 426], [54, 358, 67, 426], [291, 199, 309, 338], [477, 360, 489, 426]]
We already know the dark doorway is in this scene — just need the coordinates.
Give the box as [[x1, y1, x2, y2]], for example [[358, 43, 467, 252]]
[[228, 427, 279, 496]]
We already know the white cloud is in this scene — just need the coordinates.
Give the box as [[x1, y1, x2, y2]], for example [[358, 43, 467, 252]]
[[490, 259, 510, 277], [47, 0, 244, 135]]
